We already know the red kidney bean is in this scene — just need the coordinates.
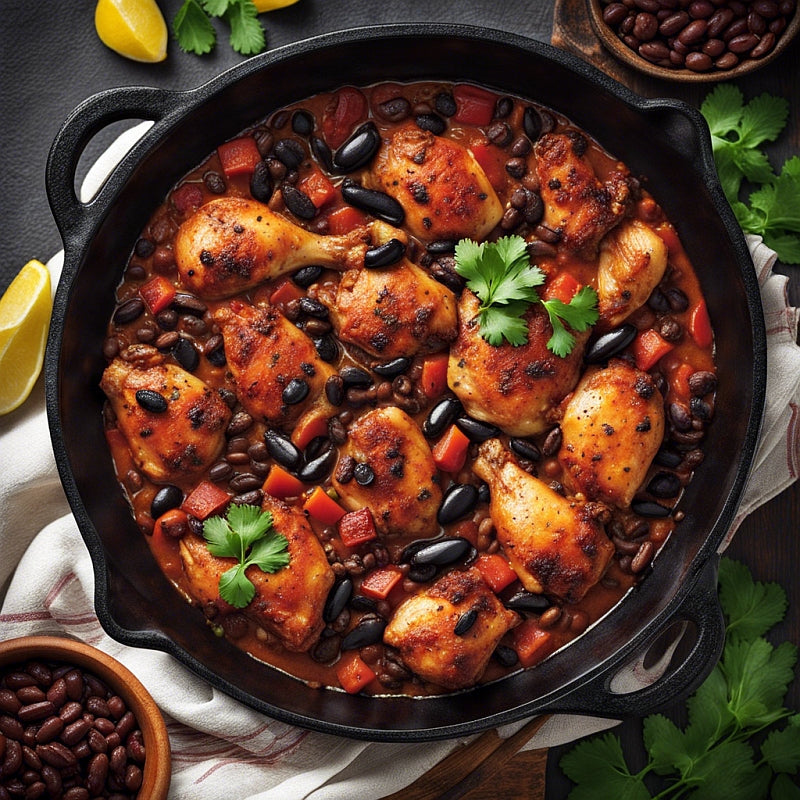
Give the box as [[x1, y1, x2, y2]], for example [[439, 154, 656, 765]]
[[751, 30, 776, 56], [34, 716, 63, 744], [728, 32, 759, 51]]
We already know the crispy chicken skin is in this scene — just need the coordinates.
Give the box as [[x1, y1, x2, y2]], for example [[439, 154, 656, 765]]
[[178, 496, 334, 652], [383, 567, 519, 690], [534, 131, 633, 256], [597, 219, 669, 329], [101, 357, 231, 483], [174, 197, 369, 299], [332, 406, 442, 537], [214, 301, 335, 428], [558, 359, 665, 508], [366, 124, 503, 242], [320, 259, 458, 359], [473, 439, 614, 603], [447, 290, 589, 436]]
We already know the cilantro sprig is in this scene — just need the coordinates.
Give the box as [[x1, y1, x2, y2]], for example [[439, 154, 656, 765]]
[[701, 85, 800, 265], [453, 235, 598, 356], [203, 503, 289, 608], [173, 0, 266, 56], [559, 557, 800, 799]]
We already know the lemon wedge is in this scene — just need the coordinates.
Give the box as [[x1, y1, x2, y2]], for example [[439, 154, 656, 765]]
[[0, 260, 53, 415], [253, 0, 300, 10], [94, 0, 168, 63]]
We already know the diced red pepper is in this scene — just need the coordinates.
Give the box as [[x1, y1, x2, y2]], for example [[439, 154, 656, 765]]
[[153, 508, 189, 540], [181, 480, 231, 520], [359, 567, 404, 601], [469, 141, 506, 191], [291, 411, 330, 451], [452, 84, 498, 127], [543, 272, 581, 305], [322, 87, 367, 150], [511, 621, 556, 668], [669, 361, 695, 404], [269, 279, 305, 307], [475, 554, 518, 594], [432, 424, 471, 473], [300, 169, 336, 209], [262, 465, 305, 499], [420, 352, 449, 399], [217, 136, 263, 178], [139, 275, 177, 315], [336, 653, 376, 694], [171, 182, 204, 215], [689, 299, 713, 349], [338, 507, 378, 548], [632, 329, 675, 371], [303, 486, 346, 525], [326, 205, 368, 235]]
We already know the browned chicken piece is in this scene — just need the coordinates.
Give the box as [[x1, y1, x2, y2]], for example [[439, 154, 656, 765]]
[[178, 496, 334, 652], [319, 258, 458, 359], [534, 131, 634, 256], [447, 290, 589, 436], [383, 567, 519, 690], [597, 219, 669, 329], [558, 359, 665, 508], [366, 123, 504, 242], [331, 406, 442, 538], [101, 356, 231, 483], [174, 197, 370, 299], [214, 301, 335, 429], [473, 439, 614, 603]]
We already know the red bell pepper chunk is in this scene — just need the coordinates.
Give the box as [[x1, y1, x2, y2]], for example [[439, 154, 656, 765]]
[[139, 275, 177, 315], [303, 486, 346, 525], [181, 480, 231, 520], [543, 272, 581, 305], [469, 141, 506, 191], [511, 620, 556, 668], [669, 362, 695, 405], [262, 465, 305, 499], [336, 653, 376, 694], [322, 87, 367, 149], [689, 299, 713, 348], [421, 352, 449, 399], [632, 329, 675, 371], [432, 424, 471, 473], [300, 169, 337, 209], [475, 553, 518, 594], [326, 205, 368, 235], [269, 278, 305, 308], [291, 411, 330, 451], [338, 507, 378, 548], [171, 182, 204, 215], [153, 508, 189, 540], [452, 84, 498, 127], [217, 136, 263, 178], [359, 567, 404, 601]]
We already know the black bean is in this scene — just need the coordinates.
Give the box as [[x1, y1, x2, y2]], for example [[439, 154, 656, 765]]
[[340, 179, 405, 226], [509, 438, 541, 462], [324, 375, 345, 407], [311, 633, 342, 663], [332, 122, 381, 172], [377, 96, 412, 122], [292, 265, 323, 288], [353, 463, 375, 486], [291, 109, 315, 136], [207, 343, 227, 367], [172, 336, 199, 371], [688, 370, 717, 396], [647, 471, 682, 498], [426, 240, 457, 255], [323, 578, 353, 623], [274, 138, 305, 170], [434, 91, 458, 117], [297, 297, 328, 320], [372, 357, 411, 377], [282, 378, 309, 405], [250, 160, 273, 203], [264, 430, 302, 470], [584, 324, 637, 364], [631, 499, 672, 518], [690, 396, 713, 420], [429, 257, 465, 292], [150, 485, 183, 519], [423, 398, 462, 438], [113, 297, 145, 325], [504, 590, 551, 613], [437, 484, 479, 525], [314, 335, 339, 363], [297, 443, 337, 483], [665, 287, 689, 312], [407, 562, 438, 583], [522, 106, 555, 141], [411, 536, 473, 566], [454, 608, 478, 636], [493, 645, 519, 668], [203, 170, 226, 194], [349, 594, 379, 613], [415, 113, 447, 135], [229, 473, 262, 493], [341, 617, 387, 650], [487, 121, 513, 147], [340, 366, 373, 387], [281, 184, 316, 220], [134, 389, 167, 414], [455, 416, 500, 443], [310, 136, 334, 172], [654, 448, 682, 468], [364, 238, 406, 269]]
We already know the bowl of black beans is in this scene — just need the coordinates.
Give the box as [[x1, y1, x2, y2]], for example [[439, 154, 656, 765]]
[[0, 636, 170, 800], [588, 0, 798, 80]]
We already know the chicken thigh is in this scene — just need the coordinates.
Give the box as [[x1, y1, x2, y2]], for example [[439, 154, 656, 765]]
[[473, 439, 614, 603], [366, 124, 504, 242], [101, 356, 231, 483]]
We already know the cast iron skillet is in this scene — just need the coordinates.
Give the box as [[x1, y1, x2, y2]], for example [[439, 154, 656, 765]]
[[44, 24, 766, 741]]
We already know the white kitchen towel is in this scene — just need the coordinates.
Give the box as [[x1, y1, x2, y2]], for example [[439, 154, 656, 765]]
[[1, 123, 798, 799]]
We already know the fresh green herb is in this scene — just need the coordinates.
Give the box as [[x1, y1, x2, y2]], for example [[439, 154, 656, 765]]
[[701, 85, 800, 265], [559, 557, 800, 799], [203, 503, 289, 608], [453, 235, 598, 356], [173, 0, 266, 57]]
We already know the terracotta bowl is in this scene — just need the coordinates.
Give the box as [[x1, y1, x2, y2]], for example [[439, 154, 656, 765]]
[[0, 636, 170, 799], [586, 0, 799, 82]]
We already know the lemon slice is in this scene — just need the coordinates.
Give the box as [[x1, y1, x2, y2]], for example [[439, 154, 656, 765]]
[[94, 0, 168, 63], [253, 0, 300, 10], [0, 260, 53, 415]]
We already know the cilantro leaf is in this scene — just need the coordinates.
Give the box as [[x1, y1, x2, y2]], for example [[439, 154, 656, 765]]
[[173, 0, 217, 55], [202, 0, 232, 14], [738, 93, 789, 151], [203, 504, 290, 608], [453, 235, 597, 354], [701, 84, 744, 141], [173, 0, 266, 57], [761, 715, 800, 774], [719, 558, 787, 641], [643, 713, 693, 776], [225, 0, 266, 55]]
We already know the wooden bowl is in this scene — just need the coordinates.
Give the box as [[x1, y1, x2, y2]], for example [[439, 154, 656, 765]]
[[586, 0, 799, 82], [0, 636, 171, 799]]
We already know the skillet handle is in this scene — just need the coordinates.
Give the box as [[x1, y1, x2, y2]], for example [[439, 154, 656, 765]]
[[552, 556, 725, 717], [46, 86, 178, 243]]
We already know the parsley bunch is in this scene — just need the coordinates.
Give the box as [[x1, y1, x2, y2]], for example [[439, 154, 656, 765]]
[[701, 85, 800, 265], [453, 235, 598, 356], [173, 0, 266, 56], [203, 503, 289, 608], [559, 558, 800, 798]]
